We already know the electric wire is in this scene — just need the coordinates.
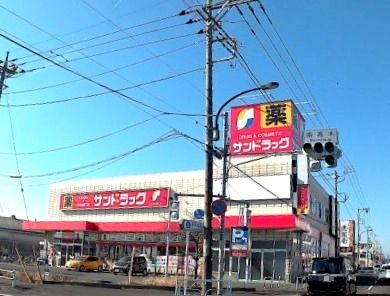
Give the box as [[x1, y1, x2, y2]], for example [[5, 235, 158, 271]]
[[0, 4, 203, 119], [256, 0, 330, 129], [0, 115, 161, 156], [15, 11, 185, 62], [254, 0, 371, 220], [245, 3, 309, 104], [81, 0, 204, 97], [18, 32, 199, 71], [8, 40, 202, 95], [1, 66, 203, 108], [234, 5, 300, 101], [0, 32, 170, 114], [21, 22, 192, 66], [2, 130, 180, 179], [4, 92, 29, 219]]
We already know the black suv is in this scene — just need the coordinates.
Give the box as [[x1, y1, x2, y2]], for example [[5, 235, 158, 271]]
[[306, 257, 357, 295]]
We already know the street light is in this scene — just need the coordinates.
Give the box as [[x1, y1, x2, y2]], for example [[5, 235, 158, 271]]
[[210, 82, 279, 293], [213, 82, 279, 141]]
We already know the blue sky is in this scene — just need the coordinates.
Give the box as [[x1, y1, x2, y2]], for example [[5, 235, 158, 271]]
[[0, 0, 388, 255]]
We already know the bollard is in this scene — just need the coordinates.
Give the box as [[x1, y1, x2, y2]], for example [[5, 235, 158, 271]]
[[277, 275, 280, 288], [295, 276, 299, 290]]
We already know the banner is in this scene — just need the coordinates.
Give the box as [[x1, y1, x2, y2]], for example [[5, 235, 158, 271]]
[[230, 100, 304, 156], [340, 220, 355, 250], [297, 184, 310, 214], [60, 188, 169, 211]]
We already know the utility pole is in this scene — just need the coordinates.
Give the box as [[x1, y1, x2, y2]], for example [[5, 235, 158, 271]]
[[217, 112, 228, 295], [328, 171, 340, 256], [328, 170, 350, 256], [357, 208, 369, 268], [203, 0, 214, 294], [0, 51, 10, 101], [0, 51, 23, 102]]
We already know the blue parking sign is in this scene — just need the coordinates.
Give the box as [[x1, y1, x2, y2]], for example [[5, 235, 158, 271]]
[[232, 227, 249, 246]]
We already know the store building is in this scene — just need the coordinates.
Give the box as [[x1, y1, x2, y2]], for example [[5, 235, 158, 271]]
[[23, 153, 336, 281], [22, 99, 337, 281]]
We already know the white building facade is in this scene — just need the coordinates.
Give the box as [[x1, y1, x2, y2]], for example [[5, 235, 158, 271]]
[[24, 153, 336, 282]]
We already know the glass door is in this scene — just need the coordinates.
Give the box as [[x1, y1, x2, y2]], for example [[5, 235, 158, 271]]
[[250, 251, 262, 280], [263, 251, 274, 280]]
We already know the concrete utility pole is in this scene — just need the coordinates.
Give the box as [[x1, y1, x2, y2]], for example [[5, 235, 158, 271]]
[[0, 51, 10, 101], [203, 0, 214, 293], [357, 208, 369, 268], [217, 112, 229, 295], [0, 51, 23, 102]]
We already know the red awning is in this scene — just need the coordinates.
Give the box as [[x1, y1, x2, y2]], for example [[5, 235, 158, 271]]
[[22, 214, 306, 233]]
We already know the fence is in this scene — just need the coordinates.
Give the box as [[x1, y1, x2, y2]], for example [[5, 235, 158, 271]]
[[175, 278, 232, 296], [0, 268, 16, 288]]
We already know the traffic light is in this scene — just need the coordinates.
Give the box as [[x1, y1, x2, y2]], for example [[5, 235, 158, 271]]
[[303, 129, 341, 168], [169, 198, 180, 220]]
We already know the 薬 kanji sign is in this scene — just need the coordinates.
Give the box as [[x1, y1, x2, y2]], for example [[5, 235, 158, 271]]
[[60, 188, 169, 211], [230, 100, 304, 156]]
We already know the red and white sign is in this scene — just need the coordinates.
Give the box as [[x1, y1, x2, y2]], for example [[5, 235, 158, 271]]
[[340, 220, 355, 249], [297, 184, 310, 214], [230, 100, 304, 156], [231, 249, 248, 257], [60, 188, 169, 211]]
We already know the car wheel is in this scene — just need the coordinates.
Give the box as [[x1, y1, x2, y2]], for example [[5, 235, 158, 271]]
[[79, 265, 86, 272], [97, 265, 103, 272]]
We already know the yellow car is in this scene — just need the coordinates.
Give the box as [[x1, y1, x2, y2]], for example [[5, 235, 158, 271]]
[[65, 256, 104, 272]]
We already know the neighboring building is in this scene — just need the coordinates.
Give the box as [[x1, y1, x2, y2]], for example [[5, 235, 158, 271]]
[[0, 215, 43, 261], [23, 153, 336, 281]]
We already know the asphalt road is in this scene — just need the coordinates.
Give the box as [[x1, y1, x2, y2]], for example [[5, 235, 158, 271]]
[[1, 262, 390, 296], [0, 283, 389, 296]]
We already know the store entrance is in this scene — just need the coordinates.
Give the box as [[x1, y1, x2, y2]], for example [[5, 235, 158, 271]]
[[238, 250, 286, 281]]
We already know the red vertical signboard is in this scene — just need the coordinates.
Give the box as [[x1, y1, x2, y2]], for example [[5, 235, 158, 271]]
[[297, 184, 309, 214]]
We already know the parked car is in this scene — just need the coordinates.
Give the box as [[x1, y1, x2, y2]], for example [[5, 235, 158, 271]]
[[377, 264, 390, 285], [112, 255, 148, 275], [306, 257, 357, 296], [356, 266, 378, 285], [65, 256, 104, 272]]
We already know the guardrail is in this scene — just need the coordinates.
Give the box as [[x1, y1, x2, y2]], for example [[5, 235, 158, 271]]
[[175, 278, 232, 296], [0, 268, 16, 287]]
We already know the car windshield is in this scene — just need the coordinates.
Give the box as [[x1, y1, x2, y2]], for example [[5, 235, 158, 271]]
[[116, 256, 129, 264], [312, 258, 343, 274]]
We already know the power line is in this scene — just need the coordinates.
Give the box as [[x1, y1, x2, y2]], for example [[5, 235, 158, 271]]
[[1, 66, 203, 108], [14, 11, 185, 62], [234, 5, 299, 101], [20, 22, 192, 66], [8, 40, 202, 95], [0, 115, 162, 156], [81, 0, 204, 97], [0, 4, 203, 120], [0, 32, 171, 114], [2, 130, 180, 179], [4, 93, 29, 219]]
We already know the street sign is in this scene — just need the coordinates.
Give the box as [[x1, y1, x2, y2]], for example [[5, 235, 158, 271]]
[[232, 227, 249, 245], [210, 199, 227, 216], [231, 227, 249, 256], [231, 249, 248, 257], [180, 219, 203, 233], [193, 208, 204, 219]]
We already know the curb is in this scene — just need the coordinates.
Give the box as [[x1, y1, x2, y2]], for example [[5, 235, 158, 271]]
[[42, 280, 256, 292]]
